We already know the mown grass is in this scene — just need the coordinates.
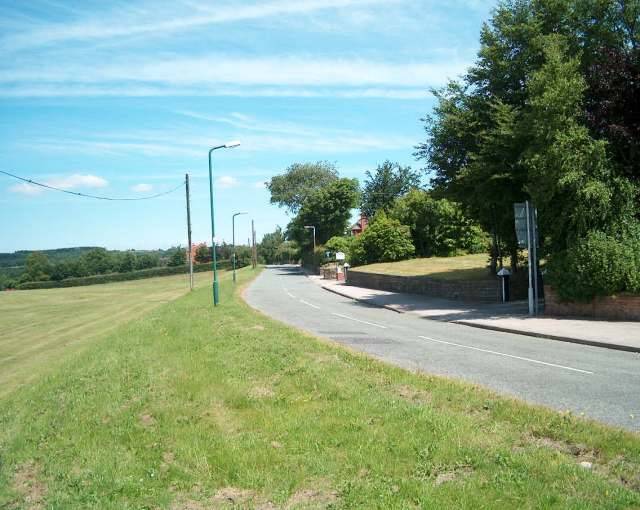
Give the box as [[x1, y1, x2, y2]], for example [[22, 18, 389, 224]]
[[0, 271, 210, 397], [0, 267, 638, 509], [355, 253, 494, 281]]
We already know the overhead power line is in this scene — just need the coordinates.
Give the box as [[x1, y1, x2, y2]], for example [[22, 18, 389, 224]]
[[0, 170, 184, 201]]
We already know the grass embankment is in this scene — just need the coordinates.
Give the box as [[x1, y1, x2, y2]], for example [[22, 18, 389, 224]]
[[354, 253, 492, 281], [0, 271, 210, 397], [0, 268, 639, 508]]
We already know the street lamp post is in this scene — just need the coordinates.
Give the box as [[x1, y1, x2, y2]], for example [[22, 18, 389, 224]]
[[304, 225, 316, 252], [232, 211, 248, 283], [208, 140, 240, 306]]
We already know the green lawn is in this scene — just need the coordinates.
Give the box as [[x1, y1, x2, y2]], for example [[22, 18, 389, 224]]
[[0, 270, 210, 397], [0, 267, 638, 508], [354, 253, 493, 280]]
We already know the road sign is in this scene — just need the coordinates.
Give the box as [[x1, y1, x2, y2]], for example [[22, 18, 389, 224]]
[[335, 251, 346, 261], [513, 203, 529, 248]]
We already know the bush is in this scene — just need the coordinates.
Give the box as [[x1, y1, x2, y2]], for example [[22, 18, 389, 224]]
[[301, 246, 328, 273], [548, 229, 640, 301], [350, 214, 415, 266], [16, 261, 233, 290], [325, 236, 355, 261]]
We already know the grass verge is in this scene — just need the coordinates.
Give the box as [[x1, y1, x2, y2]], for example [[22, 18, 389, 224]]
[[0, 271, 211, 397], [0, 267, 638, 509], [354, 253, 493, 281]]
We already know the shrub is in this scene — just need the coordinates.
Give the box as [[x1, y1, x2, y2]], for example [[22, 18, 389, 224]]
[[325, 236, 355, 261], [548, 229, 639, 301], [350, 213, 415, 266]]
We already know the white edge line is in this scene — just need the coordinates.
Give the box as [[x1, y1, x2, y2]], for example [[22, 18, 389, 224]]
[[332, 312, 387, 329], [418, 335, 594, 375]]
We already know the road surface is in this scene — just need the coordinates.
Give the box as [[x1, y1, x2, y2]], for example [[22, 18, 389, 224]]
[[245, 265, 640, 432]]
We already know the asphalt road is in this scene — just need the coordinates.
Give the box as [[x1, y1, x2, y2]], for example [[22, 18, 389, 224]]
[[245, 265, 640, 432]]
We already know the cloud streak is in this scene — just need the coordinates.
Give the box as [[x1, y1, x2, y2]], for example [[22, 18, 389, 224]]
[[1, 0, 397, 52]]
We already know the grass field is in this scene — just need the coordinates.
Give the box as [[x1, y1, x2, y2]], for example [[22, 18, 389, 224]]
[[354, 253, 494, 280], [0, 271, 210, 397], [0, 268, 639, 508]]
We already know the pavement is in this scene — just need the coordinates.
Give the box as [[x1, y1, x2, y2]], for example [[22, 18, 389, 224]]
[[244, 265, 640, 431], [319, 278, 640, 353]]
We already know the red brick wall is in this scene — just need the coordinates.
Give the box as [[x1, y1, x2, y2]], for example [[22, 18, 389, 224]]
[[545, 285, 640, 321]]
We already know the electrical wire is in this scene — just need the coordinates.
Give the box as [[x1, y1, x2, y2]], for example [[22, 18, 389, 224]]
[[0, 170, 184, 201]]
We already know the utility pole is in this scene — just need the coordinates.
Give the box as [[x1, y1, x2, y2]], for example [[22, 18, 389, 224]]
[[251, 220, 257, 269], [185, 173, 193, 290]]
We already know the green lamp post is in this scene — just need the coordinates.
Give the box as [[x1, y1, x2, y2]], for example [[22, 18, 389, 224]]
[[208, 140, 240, 306]]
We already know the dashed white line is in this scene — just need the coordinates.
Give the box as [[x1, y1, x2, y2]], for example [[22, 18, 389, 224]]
[[332, 313, 387, 329], [418, 335, 594, 374], [300, 299, 321, 310], [282, 287, 297, 299]]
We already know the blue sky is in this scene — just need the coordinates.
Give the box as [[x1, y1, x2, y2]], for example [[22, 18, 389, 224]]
[[0, 0, 493, 252]]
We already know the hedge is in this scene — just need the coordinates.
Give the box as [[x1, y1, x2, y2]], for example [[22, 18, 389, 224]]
[[15, 260, 239, 290]]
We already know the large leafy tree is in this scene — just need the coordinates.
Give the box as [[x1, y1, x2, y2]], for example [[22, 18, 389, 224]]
[[22, 252, 51, 282], [287, 178, 360, 247], [390, 190, 488, 258], [360, 161, 420, 217], [417, 0, 640, 273], [266, 161, 338, 214], [258, 227, 286, 264]]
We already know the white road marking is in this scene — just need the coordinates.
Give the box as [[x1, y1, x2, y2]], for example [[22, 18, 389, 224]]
[[332, 313, 387, 329], [300, 299, 321, 310], [282, 287, 296, 299], [418, 335, 593, 374]]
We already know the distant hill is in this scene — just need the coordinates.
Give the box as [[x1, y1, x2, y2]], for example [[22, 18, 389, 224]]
[[0, 247, 174, 269], [0, 247, 102, 268]]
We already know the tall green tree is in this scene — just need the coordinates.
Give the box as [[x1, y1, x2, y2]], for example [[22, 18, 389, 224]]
[[167, 246, 186, 267], [360, 161, 420, 218], [258, 227, 286, 264], [287, 178, 360, 248], [22, 252, 51, 282], [267, 161, 338, 214], [82, 248, 113, 275]]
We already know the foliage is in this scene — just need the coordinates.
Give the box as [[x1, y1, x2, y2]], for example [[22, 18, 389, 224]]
[[21, 252, 51, 282], [258, 227, 286, 264], [360, 160, 420, 217], [287, 178, 360, 247], [134, 253, 159, 270], [167, 246, 186, 267], [416, 0, 640, 294], [548, 229, 640, 302], [275, 241, 299, 264], [325, 235, 355, 261], [524, 36, 638, 254], [266, 161, 338, 214], [350, 213, 415, 266], [194, 243, 211, 264], [390, 190, 488, 257]]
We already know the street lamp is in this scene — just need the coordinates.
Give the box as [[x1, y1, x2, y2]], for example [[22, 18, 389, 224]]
[[208, 140, 241, 306], [304, 225, 316, 252], [232, 211, 248, 283]]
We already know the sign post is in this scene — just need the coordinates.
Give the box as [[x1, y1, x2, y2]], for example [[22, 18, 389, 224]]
[[514, 201, 540, 315]]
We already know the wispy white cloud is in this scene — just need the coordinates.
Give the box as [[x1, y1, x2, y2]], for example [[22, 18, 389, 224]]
[[254, 181, 267, 189], [46, 173, 108, 189], [9, 182, 43, 195], [7, 173, 108, 196], [1, 0, 397, 52], [1, 55, 466, 89], [215, 176, 239, 189], [131, 183, 153, 192]]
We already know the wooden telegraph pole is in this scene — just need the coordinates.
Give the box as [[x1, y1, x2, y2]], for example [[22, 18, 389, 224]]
[[251, 220, 257, 269], [185, 173, 193, 290]]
